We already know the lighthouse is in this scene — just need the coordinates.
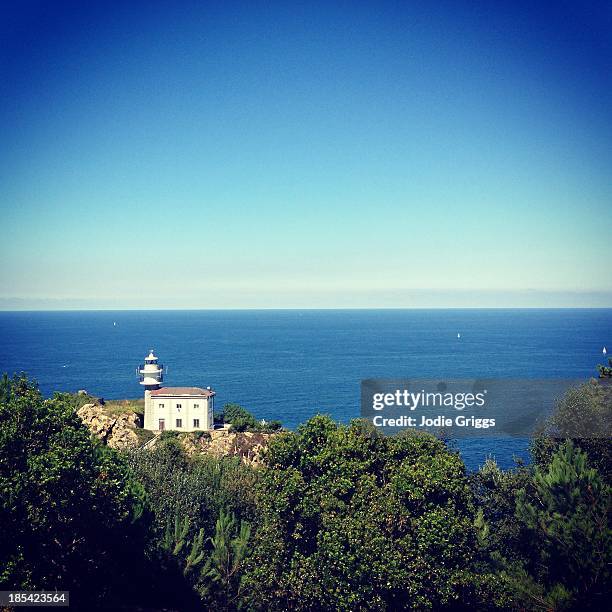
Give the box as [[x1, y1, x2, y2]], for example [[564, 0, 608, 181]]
[[137, 350, 215, 432], [138, 350, 164, 429]]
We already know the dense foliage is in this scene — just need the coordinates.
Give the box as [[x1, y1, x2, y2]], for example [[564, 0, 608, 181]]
[[124, 433, 258, 609], [474, 380, 612, 611], [0, 374, 149, 608], [125, 435, 258, 538], [515, 441, 610, 608], [1, 373, 610, 610], [241, 416, 507, 610]]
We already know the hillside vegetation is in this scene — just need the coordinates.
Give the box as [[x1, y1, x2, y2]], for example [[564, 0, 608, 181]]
[[0, 373, 610, 610]]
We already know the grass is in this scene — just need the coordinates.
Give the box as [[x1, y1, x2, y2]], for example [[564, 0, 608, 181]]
[[61, 392, 144, 417], [103, 399, 145, 417]]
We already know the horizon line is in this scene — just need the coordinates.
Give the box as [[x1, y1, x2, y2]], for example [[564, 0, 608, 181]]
[[2, 306, 612, 313]]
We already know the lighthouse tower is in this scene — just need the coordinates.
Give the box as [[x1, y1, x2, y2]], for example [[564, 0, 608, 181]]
[[138, 350, 164, 430]]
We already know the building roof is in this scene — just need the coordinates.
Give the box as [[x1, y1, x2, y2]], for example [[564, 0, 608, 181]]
[[150, 386, 215, 397]]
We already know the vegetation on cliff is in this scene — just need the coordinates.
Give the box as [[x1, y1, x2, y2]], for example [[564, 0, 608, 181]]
[[219, 402, 283, 433], [1, 373, 610, 610]]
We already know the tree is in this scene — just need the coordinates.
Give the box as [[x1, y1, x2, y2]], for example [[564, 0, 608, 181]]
[[471, 458, 533, 565], [222, 403, 258, 430], [514, 441, 611, 609], [0, 372, 10, 403], [0, 374, 149, 608], [199, 509, 251, 610], [126, 440, 258, 541], [531, 379, 612, 483], [473, 380, 612, 610], [596, 358, 612, 378], [126, 437, 258, 608], [241, 415, 507, 610], [161, 513, 206, 576]]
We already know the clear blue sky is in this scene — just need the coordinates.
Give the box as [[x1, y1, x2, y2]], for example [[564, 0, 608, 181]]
[[1, 0, 611, 308]]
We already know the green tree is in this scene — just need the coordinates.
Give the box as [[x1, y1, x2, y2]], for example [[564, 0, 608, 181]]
[[0, 372, 11, 403], [242, 415, 507, 611], [514, 440, 610, 609], [161, 513, 206, 576], [199, 509, 251, 610], [230, 414, 256, 432], [222, 403, 258, 430], [471, 458, 533, 565], [126, 440, 258, 541], [596, 358, 612, 378], [126, 437, 258, 608], [531, 379, 612, 483], [0, 373, 149, 608]]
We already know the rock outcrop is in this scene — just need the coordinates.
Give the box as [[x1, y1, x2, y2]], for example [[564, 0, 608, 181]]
[[177, 429, 275, 467], [77, 403, 277, 465], [77, 403, 142, 450]]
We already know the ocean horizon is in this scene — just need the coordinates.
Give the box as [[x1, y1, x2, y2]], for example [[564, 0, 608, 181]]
[[1, 308, 610, 469]]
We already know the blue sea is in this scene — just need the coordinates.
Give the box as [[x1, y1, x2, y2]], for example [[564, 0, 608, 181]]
[[0, 309, 609, 470]]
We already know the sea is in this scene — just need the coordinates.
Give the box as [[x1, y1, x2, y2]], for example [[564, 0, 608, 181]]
[[0, 309, 609, 470]]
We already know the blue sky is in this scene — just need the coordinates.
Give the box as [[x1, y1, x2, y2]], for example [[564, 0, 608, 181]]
[[1, 0, 611, 308]]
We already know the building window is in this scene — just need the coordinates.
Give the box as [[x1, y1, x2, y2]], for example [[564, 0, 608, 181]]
[[193, 419, 200, 428], [159, 403, 164, 409], [176, 419, 182, 428], [194, 403, 199, 409], [176, 403, 182, 410], [158, 419, 165, 431]]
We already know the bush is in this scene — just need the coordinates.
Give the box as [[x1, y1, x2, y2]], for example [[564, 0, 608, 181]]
[[126, 441, 259, 542]]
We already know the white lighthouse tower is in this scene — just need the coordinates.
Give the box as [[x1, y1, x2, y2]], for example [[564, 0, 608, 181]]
[[138, 350, 164, 430]]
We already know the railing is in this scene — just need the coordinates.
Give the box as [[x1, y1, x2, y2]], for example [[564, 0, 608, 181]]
[[138, 373, 164, 383], [137, 364, 164, 372]]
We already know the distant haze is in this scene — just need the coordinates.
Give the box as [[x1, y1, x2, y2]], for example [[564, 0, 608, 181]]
[[1, 2, 611, 309]]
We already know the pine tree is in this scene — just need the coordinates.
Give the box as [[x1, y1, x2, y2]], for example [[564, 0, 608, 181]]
[[184, 528, 206, 575], [163, 513, 190, 557], [201, 509, 251, 610], [515, 440, 611, 608]]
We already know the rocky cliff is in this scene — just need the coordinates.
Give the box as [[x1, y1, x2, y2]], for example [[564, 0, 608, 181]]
[[77, 403, 143, 450], [77, 403, 275, 466], [172, 429, 274, 467]]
